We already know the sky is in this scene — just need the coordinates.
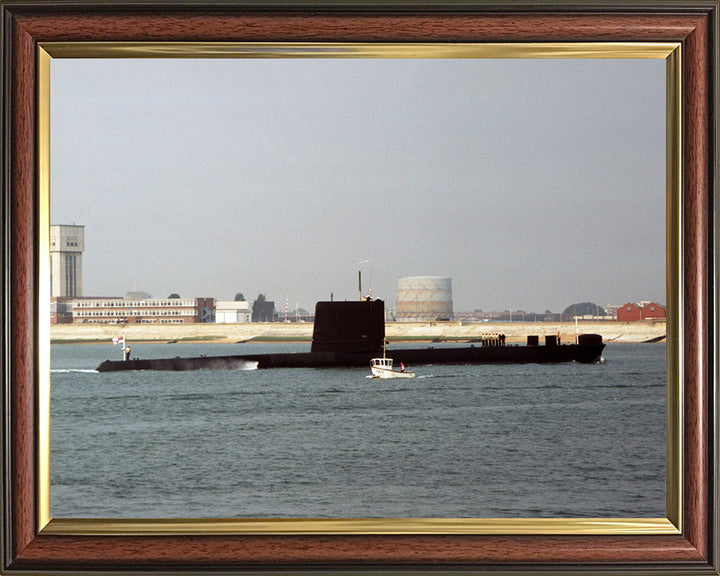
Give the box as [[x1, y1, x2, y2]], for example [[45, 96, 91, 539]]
[[50, 56, 666, 314]]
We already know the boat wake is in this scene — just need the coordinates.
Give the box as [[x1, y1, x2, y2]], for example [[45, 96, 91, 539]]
[[51, 369, 99, 374], [366, 373, 432, 380]]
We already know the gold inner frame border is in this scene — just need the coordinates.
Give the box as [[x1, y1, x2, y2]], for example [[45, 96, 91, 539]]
[[37, 41, 682, 537]]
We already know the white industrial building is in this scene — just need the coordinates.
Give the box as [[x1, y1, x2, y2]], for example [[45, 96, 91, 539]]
[[215, 301, 251, 323], [396, 276, 453, 321], [72, 296, 215, 324], [50, 224, 84, 297]]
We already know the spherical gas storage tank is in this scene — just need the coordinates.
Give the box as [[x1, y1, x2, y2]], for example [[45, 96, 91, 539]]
[[396, 276, 453, 321]]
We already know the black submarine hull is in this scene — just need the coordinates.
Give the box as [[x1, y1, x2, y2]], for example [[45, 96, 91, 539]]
[[96, 299, 605, 372], [96, 341, 604, 372]]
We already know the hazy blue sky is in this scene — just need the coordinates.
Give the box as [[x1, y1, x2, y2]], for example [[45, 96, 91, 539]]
[[51, 57, 666, 313]]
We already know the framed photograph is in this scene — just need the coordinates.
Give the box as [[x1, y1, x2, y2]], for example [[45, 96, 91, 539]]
[[2, 1, 717, 574]]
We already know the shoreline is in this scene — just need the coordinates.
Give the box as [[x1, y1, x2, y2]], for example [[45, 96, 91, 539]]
[[51, 320, 666, 345]]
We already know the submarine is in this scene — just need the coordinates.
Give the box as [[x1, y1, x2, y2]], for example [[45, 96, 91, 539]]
[[96, 298, 605, 372]]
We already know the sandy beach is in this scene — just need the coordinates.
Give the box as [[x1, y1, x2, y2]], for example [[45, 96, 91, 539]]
[[51, 319, 666, 345]]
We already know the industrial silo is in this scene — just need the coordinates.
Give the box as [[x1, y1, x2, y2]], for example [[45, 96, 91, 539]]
[[396, 276, 453, 321]]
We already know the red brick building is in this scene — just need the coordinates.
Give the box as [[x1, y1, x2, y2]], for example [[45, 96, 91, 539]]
[[617, 302, 665, 322], [617, 302, 642, 322], [641, 302, 666, 320]]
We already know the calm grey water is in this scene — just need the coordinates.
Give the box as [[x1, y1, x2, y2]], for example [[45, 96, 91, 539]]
[[50, 342, 665, 518]]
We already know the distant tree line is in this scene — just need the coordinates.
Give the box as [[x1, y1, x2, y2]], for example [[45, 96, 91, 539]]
[[562, 302, 607, 319]]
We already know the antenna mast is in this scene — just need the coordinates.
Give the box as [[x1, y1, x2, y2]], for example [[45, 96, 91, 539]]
[[357, 259, 374, 300]]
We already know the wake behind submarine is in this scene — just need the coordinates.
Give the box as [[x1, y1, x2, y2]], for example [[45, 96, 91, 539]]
[[96, 298, 605, 372]]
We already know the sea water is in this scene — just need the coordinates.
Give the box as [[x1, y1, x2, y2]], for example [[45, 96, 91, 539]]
[[50, 342, 665, 518]]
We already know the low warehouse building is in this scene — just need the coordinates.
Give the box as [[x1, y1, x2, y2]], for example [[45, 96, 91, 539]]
[[215, 301, 251, 324]]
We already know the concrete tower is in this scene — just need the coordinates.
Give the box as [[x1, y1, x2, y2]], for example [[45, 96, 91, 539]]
[[50, 225, 84, 297]]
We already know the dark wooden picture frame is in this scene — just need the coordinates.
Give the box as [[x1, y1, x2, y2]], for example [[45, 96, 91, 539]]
[[2, 1, 717, 573]]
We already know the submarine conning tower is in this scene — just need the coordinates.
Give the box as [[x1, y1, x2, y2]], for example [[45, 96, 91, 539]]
[[311, 299, 385, 355]]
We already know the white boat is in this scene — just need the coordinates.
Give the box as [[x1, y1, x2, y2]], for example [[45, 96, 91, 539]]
[[370, 356, 415, 379]]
